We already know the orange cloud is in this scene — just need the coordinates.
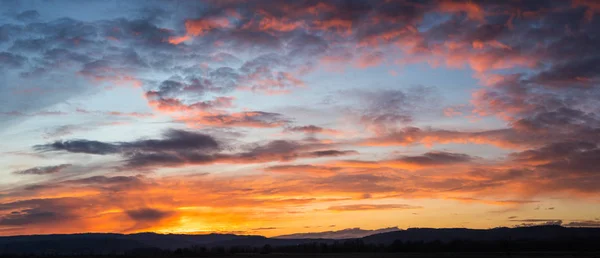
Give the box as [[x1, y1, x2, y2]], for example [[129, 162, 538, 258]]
[[168, 16, 232, 44], [258, 16, 304, 32], [327, 204, 422, 212], [312, 18, 353, 36], [447, 197, 539, 206]]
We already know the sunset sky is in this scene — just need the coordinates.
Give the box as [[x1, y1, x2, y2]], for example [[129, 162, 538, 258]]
[[1, 0, 600, 237]]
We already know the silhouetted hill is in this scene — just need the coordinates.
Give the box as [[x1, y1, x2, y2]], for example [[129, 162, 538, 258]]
[[363, 225, 600, 244], [0, 233, 147, 254], [1, 226, 600, 255], [0, 232, 263, 254], [127, 232, 263, 249], [276, 227, 400, 239]]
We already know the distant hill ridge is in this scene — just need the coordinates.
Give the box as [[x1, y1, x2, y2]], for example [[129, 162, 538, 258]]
[[1, 225, 599, 254], [275, 226, 400, 239]]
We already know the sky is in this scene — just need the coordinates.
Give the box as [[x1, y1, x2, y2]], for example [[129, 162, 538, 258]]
[[1, 0, 600, 237]]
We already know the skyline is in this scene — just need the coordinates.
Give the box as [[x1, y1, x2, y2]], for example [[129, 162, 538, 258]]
[[1, 0, 600, 237]]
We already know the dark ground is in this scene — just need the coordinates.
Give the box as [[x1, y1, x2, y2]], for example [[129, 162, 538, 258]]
[[178, 253, 600, 258]]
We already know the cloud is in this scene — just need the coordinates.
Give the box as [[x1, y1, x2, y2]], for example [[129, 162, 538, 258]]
[[338, 85, 439, 134], [511, 141, 600, 175], [335, 151, 475, 170], [43, 125, 84, 138], [35, 129, 220, 155], [327, 204, 422, 212], [284, 125, 341, 135], [65, 175, 143, 186], [0, 52, 26, 69], [510, 219, 564, 227], [35, 129, 356, 168], [359, 123, 598, 150], [126, 208, 172, 222], [251, 227, 278, 231], [0, 198, 85, 226], [225, 140, 357, 164], [14, 10, 40, 22], [264, 165, 340, 175], [510, 141, 597, 164], [0, 209, 62, 226], [530, 57, 600, 87], [449, 197, 538, 206], [12, 164, 72, 175], [35, 139, 121, 155], [564, 220, 600, 227], [395, 151, 474, 166], [190, 111, 290, 128]]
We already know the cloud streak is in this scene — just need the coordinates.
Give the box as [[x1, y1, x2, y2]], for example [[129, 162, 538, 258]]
[[13, 164, 72, 175]]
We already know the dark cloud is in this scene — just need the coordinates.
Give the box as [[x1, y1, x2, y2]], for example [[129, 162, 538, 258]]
[[286, 125, 326, 134], [511, 141, 600, 176], [397, 151, 474, 166], [510, 107, 600, 133], [124, 129, 219, 152], [564, 220, 600, 227], [537, 148, 600, 175], [284, 125, 339, 135], [36, 129, 356, 168], [35, 139, 120, 155], [125, 151, 216, 168], [146, 72, 237, 105], [252, 227, 277, 231], [307, 150, 358, 158], [531, 57, 600, 87], [13, 164, 72, 175], [511, 219, 564, 227], [0, 52, 26, 68], [0, 198, 83, 226], [229, 140, 357, 163], [511, 141, 597, 163], [35, 129, 220, 155], [0, 209, 61, 226], [65, 175, 142, 185], [14, 10, 40, 22], [125, 208, 171, 222]]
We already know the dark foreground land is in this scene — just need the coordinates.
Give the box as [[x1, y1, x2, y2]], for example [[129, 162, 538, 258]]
[[1, 226, 600, 257], [5, 253, 600, 258], [219, 253, 600, 258]]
